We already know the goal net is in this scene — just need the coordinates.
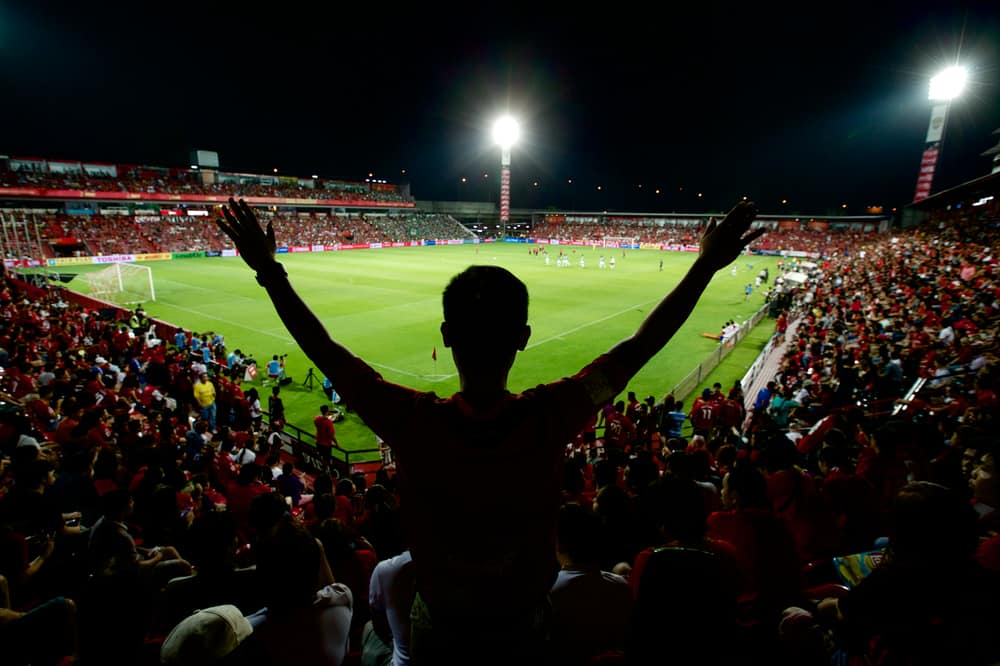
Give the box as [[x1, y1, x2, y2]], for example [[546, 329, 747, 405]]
[[84, 263, 155, 304]]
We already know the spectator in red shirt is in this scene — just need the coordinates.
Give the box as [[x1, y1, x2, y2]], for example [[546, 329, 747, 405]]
[[689, 388, 718, 437], [225, 464, 272, 539], [219, 197, 764, 661], [313, 405, 338, 472]]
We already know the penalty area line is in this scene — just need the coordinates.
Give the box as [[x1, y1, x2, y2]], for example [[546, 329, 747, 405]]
[[525, 299, 660, 350]]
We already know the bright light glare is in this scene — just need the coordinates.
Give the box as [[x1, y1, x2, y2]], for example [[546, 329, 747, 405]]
[[929, 66, 968, 101], [492, 116, 520, 148]]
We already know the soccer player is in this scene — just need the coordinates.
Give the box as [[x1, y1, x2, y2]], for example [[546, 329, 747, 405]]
[[219, 197, 762, 662], [599, 255, 605, 269], [579, 256, 585, 269], [609, 256, 616, 269]]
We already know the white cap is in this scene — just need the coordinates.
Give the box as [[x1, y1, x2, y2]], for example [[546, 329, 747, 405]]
[[160, 605, 252, 665]]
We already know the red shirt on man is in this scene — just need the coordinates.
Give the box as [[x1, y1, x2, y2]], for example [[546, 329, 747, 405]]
[[314, 413, 336, 449]]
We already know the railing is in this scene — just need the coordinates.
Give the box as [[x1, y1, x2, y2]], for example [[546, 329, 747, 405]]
[[667, 303, 772, 403], [260, 409, 382, 478]]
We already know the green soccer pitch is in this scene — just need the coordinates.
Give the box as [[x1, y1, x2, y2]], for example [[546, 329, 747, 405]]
[[60, 245, 780, 456]]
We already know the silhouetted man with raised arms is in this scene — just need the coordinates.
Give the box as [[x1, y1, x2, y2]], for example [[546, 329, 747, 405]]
[[219, 198, 762, 664]]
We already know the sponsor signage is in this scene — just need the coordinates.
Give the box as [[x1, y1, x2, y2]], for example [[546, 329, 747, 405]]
[[913, 146, 941, 202], [48, 256, 94, 266], [94, 254, 137, 264]]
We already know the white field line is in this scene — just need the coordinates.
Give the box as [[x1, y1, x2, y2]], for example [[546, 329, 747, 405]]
[[525, 299, 658, 350], [158, 303, 296, 344]]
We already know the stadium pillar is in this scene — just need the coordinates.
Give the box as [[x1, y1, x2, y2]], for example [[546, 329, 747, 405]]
[[492, 115, 519, 241], [500, 147, 511, 240], [913, 66, 966, 203]]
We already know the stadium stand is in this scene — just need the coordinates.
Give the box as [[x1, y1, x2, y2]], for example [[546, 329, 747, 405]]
[[0, 187, 998, 664]]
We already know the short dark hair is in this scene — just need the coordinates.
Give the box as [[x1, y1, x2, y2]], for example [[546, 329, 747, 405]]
[[102, 488, 132, 517], [557, 503, 601, 564], [442, 266, 528, 348]]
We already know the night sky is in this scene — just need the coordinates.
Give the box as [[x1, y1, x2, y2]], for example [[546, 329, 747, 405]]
[[2, 2, 998, 215]]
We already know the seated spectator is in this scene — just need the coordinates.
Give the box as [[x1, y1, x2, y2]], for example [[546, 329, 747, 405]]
[[246, 519, 353, 666], [314, 518, 377, 644], [548, 503, 632, 665], [0, 574, 77, 666], [363, 549, 415, 666], [707, 460, 803, 623], [631, 476, 740, 599], [163, 512, 261, 628], [87, 488, 190, 586], [800, 482, 1000, 664], [225, 464, 272, 539], [276, 461, 307, 507]]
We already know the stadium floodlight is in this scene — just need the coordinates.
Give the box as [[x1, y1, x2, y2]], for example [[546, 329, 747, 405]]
[[928, 66, 967, 101], [492, 115, 520, 239], [492, 115, 520, 149], [914, 64, 967, 202]]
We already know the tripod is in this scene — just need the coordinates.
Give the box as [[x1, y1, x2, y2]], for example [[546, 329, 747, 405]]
[[303, 367, 318, 390]]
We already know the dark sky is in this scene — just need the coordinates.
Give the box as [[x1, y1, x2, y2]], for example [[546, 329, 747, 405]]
[[2, 2, 998, 215]]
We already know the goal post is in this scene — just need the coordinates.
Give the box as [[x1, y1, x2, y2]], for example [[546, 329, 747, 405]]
[[84, 263, 155, 304]]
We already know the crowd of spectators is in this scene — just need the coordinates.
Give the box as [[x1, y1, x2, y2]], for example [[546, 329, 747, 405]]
[[0, 195, 998, 664], [25, 211, 474, 257], [1, 165, 411, 204], [529, 218, 881, 256], [531, 219, 704, 245]]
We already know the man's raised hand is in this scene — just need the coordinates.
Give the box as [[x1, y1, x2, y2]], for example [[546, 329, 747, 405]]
[[217, 197, 278, 272], [699, 201, 765, 271]]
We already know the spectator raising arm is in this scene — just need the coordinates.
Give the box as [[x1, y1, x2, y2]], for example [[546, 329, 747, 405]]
[[219, 198, 386, 409], [221, 197, 762, 404], [605, 202, 763, 380]]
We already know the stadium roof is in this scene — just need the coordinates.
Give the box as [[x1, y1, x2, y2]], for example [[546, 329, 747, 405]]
[[906, 170, 1000, 210]]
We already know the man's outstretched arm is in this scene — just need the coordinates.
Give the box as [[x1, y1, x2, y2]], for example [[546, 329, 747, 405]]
[[605, 201, 764, 383], [217, 199, 370, 400]]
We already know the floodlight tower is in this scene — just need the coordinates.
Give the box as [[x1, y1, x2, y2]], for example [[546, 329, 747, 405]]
[[492, 116, 520, 239], [913, 65, 967, 202]]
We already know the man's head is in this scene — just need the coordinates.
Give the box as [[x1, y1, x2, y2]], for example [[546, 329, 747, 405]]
[[102, 488, 134, 520], [320, 404, 330, 416], [441, 266, 530, 373]]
